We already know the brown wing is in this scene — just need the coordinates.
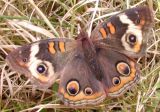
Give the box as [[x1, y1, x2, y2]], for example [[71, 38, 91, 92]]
[[95, 44, 140, 97], [6, 38, 76, 88], [91, 6, 154, 57], [58, 48, 106, 107]]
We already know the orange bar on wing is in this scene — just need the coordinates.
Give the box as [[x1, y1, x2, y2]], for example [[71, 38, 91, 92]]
[[99, 28, 107, 39], [107, 22, 116, 34], [59, 41, 65, 52], [48, 42, 56, 54], [133, 42, 141, 53], [38, 75, 49, 82]]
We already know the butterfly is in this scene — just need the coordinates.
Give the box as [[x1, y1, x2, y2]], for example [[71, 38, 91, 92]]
[[6, 6, 153, 107]]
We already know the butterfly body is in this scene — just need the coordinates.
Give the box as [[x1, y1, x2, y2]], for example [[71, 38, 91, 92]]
[[6, 6, 153, 107]]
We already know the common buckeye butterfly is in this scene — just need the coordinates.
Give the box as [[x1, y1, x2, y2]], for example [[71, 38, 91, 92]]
[[6, 6, 154, 107]]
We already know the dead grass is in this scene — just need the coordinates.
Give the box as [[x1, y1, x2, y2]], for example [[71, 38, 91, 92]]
[[0, 0, 160, 112]]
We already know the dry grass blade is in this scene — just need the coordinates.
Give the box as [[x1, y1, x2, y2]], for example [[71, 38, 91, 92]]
[[28, 0, 59, 37], [7, 20, 56, 39]]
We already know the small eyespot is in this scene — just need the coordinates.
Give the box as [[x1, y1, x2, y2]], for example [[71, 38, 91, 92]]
[[22, 58, 28, 63], [37, 64, 47, 74], [135, 18, 140, 24], [84, 87, 93, 96], [112, 77, 121, 86], [67, 80, 79, 96], [127, 34, 137, 44], [116, 62, 130, 76]]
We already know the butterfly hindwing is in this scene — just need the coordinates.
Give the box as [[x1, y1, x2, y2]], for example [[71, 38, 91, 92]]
[[58, 48, 106, 107], [95, 44, 140, 97]]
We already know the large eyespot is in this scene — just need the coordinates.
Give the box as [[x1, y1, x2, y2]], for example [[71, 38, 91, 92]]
[[67, 80, 80, 96], [126, 34, 137, 44], [116, 62, 130, 76], [112, 77, 121, 86], [84, 87, 93, 96], [37, 64, 47, 74]]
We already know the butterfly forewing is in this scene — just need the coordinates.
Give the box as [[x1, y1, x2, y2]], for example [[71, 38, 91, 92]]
[[6, 38, 75, 88], [91, 6, 154, 57]]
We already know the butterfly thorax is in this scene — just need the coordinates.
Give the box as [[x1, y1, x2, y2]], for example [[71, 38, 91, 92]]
[[76, 32, 103, 81]]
